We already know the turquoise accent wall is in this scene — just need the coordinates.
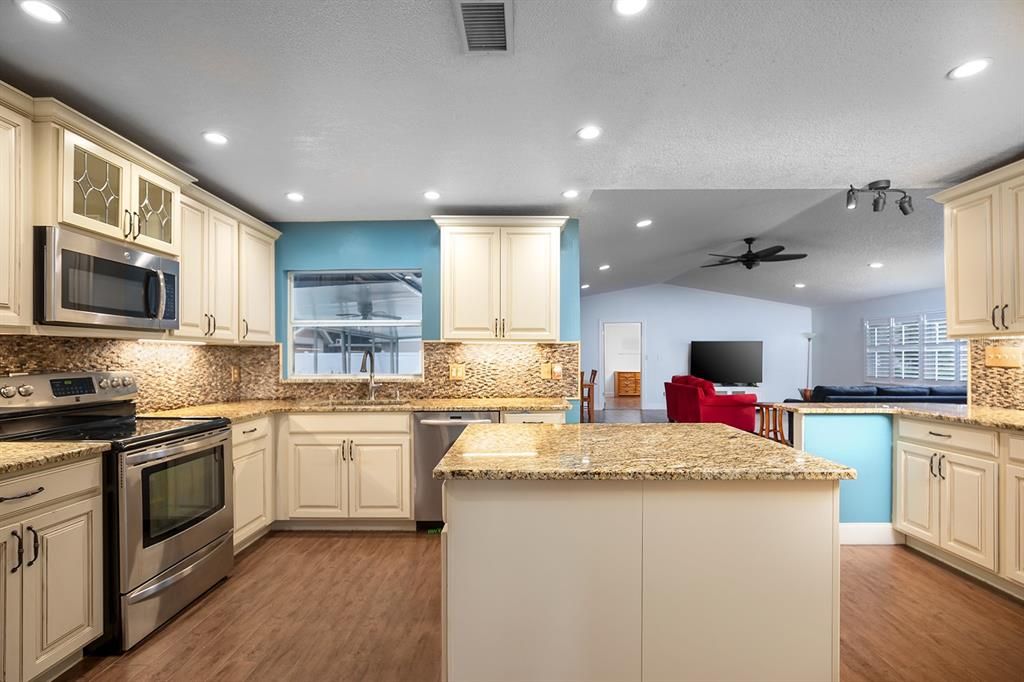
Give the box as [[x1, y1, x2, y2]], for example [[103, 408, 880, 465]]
[[802, 414, 893, 523], [271, 219, 581, 387]]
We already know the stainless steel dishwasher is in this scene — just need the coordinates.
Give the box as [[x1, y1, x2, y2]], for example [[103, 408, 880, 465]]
[[414, 411, 499, 521]]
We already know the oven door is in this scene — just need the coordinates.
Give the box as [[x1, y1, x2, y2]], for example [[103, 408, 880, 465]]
[[120, 429, 232, 592], [39, 225, 179, 330]]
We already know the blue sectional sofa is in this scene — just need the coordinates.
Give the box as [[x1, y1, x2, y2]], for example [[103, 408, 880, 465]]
[[800, 384, 967, 404]]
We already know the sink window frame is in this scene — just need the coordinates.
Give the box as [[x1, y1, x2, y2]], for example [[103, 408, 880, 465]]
[[287, 269, 424, 380]]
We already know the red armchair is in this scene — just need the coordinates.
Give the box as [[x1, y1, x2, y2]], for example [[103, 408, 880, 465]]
[[664, 375, 756, 431]]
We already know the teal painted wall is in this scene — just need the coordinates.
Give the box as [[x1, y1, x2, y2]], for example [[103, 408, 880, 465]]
[[802, 414, 893, 523], [272, 219, 581, 389]]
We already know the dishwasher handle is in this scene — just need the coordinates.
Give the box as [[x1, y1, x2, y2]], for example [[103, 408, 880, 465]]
[[418, 419, 495, 426]]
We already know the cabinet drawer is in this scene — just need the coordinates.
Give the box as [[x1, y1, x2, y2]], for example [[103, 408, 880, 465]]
[[0, 458, 101, 519], [501, 412, 567, 424], [897, 418, 997, 456], [232, 417, 271, 445], [288, 413, 411, 435], [1008, 434, 1024, 463]]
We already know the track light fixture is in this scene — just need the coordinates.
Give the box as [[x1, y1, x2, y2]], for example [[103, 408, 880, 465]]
[[845, 180, 913, 215]]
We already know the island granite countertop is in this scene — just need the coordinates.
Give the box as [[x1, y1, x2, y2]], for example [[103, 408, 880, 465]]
[[145, 397, 571, 422], [0, 442, 109, 478], [773, 402, 1024, 432], [433, 422, 856, 481]]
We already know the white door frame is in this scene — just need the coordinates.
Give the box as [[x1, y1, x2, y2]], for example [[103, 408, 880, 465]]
[[598, 320, 644, 412]]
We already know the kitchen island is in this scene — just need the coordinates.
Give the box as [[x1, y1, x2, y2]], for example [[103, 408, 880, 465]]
[[434, 423, 855, 682]]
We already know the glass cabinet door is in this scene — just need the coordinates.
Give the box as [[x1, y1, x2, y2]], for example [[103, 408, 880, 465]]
[[60, 130, 131, 240], [131, 165, 180, 256]]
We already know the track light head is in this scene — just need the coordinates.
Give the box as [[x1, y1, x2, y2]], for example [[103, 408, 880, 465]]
[[898, 194, 914, 215], [872, 192, 886, 212], [846, 188, 857, 210]]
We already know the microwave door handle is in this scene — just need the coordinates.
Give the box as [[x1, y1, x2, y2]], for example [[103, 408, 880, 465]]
[[142, 271, 155, 318], [155, 270, 167, 321]]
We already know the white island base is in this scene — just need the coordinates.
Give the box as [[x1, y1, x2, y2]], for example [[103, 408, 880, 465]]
[[442, 478, 840, 682]]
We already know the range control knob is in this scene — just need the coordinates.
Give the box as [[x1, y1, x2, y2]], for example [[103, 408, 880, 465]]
[[98, 378, 109, 389], [0, 386, 15, 399], [16, 385, 33, 397], [110, 378, 122, 388], [122, 376, 133, 387]]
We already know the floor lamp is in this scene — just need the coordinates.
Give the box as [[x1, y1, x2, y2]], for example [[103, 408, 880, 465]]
[[800, 332, 817, 400]]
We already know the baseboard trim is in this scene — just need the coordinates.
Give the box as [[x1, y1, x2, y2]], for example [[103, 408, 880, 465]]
[[840, 523, 905, 545], [272, 519, 417, 532], [905, 537, 1024, 602]]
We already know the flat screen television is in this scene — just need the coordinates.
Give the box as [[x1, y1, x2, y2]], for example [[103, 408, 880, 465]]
[[689, 341, 763, 386]]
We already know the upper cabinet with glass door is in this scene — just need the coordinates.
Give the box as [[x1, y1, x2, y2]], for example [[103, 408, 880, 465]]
[[44, 124, 184, 254]]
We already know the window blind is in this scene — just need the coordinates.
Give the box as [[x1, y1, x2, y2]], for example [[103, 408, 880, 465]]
[[863, 311, 967, 384]]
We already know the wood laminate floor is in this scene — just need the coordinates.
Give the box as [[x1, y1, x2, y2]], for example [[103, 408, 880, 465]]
[[60, 534, 1024, 682]]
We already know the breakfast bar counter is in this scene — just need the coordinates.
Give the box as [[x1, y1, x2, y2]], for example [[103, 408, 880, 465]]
[[436, 423, 854, 682]]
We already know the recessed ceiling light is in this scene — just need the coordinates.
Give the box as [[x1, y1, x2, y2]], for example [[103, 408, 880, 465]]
[[636, 219, 653, 228], [423, 190, 441, 201], [581, 284, 590, 290], [562, 189, 580, 199], [868, 262, 884, 269], [576, 125, 602, 140], [18, 0, 64, 24], [202, 131, 228, 145], [947, 58, 991, 80], [599, 264, 611, 271], [794, 283, 806, 289], [613, 0, 648, 16], [286, 192, 304, 202]]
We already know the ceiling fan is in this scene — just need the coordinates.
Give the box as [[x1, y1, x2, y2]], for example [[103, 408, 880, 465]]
[[701, 237, 808, 270]]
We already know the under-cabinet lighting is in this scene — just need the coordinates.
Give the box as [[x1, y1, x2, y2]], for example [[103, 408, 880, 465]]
[[138, 339, 207, 346]]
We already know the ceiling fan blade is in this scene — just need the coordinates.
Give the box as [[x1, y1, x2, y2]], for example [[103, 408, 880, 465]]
[[759, 253, 807, 262], [708, 253, 740, 259], [701, 260, 740, 268], [752, 245, 785, 258]]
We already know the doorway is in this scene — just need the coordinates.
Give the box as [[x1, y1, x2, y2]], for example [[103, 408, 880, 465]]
[[601, 322, 642, 410]]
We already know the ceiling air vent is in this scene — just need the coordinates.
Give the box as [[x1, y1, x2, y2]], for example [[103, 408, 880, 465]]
[[453, 1, 513, 54]]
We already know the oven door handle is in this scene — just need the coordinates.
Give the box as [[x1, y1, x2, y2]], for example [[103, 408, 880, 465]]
[[125, 533, 231, 605], [124, 431, 230, 467]]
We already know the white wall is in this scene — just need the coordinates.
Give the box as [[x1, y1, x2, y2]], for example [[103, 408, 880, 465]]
[[603, 322, 642, 396], [581, 285, 813, 409], [810, 287, 946, 386]]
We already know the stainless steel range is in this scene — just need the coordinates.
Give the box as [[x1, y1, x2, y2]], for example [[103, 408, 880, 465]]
[[0, 371, 233, 651]]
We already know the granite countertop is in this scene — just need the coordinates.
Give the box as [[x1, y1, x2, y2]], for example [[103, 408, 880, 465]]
[[145, 397, 571, 422], [0, 442, 109, 478], [773, 402, 1024, 432], [433, 423, 856, 481]]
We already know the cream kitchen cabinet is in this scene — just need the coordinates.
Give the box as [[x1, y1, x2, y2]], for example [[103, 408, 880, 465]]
[[232, 418, 274, 551], [939, 450, 998, 570], [0, 458, 103, 682], [176, 196, 238, 341], [1003, 464, 1024, 586], [53, 128, 181, 256], [238, 224, 277, 343], [893, 441, 940, 545], [934, 159, 1024, 337], [285, 414, 412, 520], [0, 100, 31, 328], [437, 216, 565, 341]]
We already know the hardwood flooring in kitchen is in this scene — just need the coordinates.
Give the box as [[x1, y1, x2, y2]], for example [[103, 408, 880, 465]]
[[60, 534, 1024, 682]]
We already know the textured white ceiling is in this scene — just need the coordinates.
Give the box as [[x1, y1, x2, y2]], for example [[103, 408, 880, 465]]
[[0, 0, 1021, 226]]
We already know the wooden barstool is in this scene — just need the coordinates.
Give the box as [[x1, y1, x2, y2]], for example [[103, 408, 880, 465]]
[[756, 403, 788, 443], [580, 369, 597, 422]]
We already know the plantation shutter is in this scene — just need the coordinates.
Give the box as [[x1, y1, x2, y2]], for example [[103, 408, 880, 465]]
[[865, 318, 892, 381]]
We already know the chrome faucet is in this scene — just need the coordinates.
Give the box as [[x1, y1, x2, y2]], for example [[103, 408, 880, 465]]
[[360, 349, 379, 401]]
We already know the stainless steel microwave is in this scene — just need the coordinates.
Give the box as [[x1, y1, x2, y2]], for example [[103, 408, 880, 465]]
[[36, 226, 179, 331]]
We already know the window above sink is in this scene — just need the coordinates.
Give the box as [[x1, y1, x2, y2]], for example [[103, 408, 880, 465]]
[[288, 270, 423, 379]]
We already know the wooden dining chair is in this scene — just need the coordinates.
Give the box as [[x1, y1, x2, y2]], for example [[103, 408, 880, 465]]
[[580, 370, 597, 423]]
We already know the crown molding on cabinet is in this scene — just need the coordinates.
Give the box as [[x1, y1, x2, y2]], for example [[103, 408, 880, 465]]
[[183, 184, 280, 240], [432, 215, 569, 230], [0, 81, 34, 118], [931, 158, 1024, 204]]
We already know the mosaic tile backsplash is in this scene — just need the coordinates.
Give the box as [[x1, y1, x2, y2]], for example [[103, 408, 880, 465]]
[[0, 336, 580, 412], [969, 337, 1024, 410]]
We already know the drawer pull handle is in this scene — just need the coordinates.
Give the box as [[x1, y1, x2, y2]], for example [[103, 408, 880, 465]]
[[242, 428, 257, 435], [927, 431, 952, 438], [0, 487, 44, 503]]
